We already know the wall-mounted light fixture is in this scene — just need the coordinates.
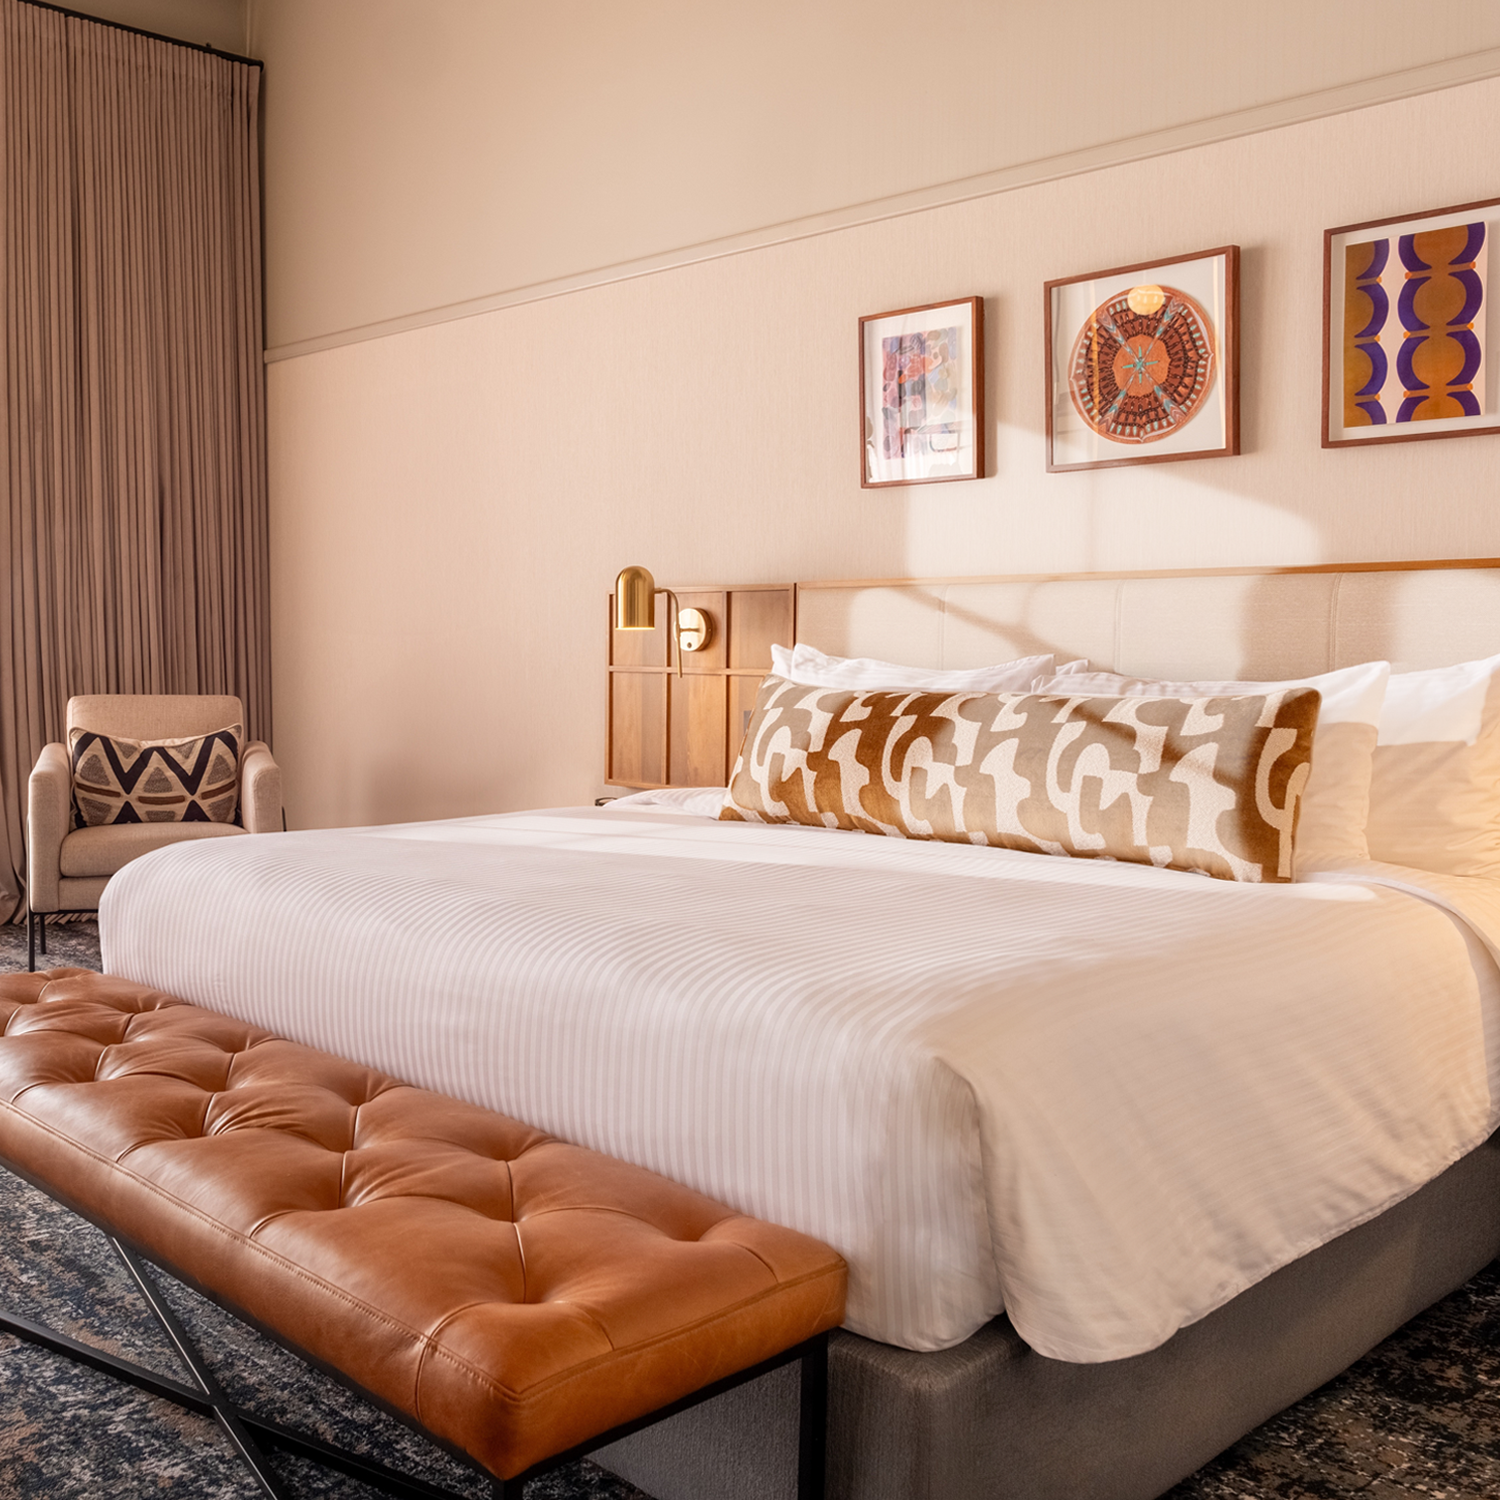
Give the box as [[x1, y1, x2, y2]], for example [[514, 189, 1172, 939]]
[[614, 566, 713, 675]]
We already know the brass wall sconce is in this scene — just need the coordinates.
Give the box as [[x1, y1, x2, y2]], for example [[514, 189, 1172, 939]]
[[676, 607, 711, 652], [614, 566, 713, 674]]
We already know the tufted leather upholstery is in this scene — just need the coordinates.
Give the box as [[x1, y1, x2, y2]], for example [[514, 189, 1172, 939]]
[[0, 970, 846, 1480]]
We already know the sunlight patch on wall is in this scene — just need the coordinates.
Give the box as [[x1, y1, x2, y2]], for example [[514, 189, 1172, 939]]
[[901, 423, 1325, 581]]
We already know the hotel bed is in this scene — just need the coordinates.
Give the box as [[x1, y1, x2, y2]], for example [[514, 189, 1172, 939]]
[[96, 562, 1500, 1499]]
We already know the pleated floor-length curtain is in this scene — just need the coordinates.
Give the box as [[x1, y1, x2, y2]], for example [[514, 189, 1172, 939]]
[[0, 0, 268, 922]]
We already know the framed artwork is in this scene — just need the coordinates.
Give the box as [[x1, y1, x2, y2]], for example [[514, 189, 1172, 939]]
[[1044, 246, 1239, 473], [1324, 197, 1500, 448], [860, 297, 984, 487]]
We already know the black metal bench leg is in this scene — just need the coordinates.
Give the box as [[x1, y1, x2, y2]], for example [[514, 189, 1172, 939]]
[[798, 1332, 829, 1500], [494, 1480, 525, 1499], [0, 1274, 478, 1500], [111, 1237, 293, 1500]]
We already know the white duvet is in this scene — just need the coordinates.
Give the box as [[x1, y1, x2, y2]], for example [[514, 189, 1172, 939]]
[[100, 795, 1500, 1360]]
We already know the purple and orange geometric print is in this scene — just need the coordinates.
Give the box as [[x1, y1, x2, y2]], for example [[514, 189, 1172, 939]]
[[1398, 223, 1486, 421], [1342, 223, 1486, 428], [1343, 239, 1391, 426]]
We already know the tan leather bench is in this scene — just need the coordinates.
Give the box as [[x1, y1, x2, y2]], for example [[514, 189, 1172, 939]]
[[0, 969, 847, 1499]]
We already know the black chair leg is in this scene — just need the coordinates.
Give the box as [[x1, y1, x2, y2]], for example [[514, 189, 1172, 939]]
[[797, 1334, 829, 1500], [27, 912, 36, 972], [38, 915, 47, 957]]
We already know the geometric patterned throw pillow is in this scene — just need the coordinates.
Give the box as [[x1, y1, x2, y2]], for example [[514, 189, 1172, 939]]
[[721, 678, 1321, 882], [69, 724, 242, 827]]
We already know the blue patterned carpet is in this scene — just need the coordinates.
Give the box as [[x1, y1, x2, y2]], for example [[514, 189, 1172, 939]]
[[3, 921, 1500, 1498]]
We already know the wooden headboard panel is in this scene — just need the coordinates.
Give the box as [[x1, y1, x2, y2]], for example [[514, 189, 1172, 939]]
[[608, 559, 1500, 790], [607, 583, 794, 790]]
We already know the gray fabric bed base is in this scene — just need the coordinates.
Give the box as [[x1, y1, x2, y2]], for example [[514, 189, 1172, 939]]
[[596, 1130, 1500, 1500]]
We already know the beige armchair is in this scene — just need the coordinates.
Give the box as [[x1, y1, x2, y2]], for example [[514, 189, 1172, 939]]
[[27, 695, 281, 969]]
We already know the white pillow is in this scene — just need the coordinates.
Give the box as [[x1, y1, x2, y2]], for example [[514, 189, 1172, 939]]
[[603, 786, 728, 817], [1367, 652, 1500, 875], [1030, 661, 1391, 870], [770, 642, 1056, 694]]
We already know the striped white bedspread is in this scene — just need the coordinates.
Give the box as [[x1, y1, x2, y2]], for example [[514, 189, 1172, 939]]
[[100, 800, 1500, 1360]]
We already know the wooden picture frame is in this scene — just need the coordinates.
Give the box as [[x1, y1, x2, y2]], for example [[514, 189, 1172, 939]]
[[1045, 246, 1239, 473], [1323, 197, 1500, 449], [859, 297, 984, 487]]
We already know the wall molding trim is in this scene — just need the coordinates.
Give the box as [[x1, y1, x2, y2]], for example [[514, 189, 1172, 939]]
[[264, 47, 1500, 365], [793, 557, 1500, 591]]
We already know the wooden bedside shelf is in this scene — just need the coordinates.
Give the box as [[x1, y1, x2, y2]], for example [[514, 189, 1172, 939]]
[[606, 583, 795, 790]]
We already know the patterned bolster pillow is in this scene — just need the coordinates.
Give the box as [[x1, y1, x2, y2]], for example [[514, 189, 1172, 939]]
[[69, 724, 242, 827], [720, 678, 1322, 883]]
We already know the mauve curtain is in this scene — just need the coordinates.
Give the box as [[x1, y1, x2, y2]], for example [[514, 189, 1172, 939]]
[[0, 0, 268, 921]]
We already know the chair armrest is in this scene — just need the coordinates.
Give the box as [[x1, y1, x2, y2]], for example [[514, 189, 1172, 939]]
[[28, 743, 71, 914], [240, 741, 283, 834]]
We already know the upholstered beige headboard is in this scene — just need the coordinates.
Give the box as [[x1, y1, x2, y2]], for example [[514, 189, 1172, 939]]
[[794, 561, 1500, 680]]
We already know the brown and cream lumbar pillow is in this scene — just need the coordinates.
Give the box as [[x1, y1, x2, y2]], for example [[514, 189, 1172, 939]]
[[1032, 661, 1389, 872], [69, 725, 242, 826], [721, 678, 1320, 882]]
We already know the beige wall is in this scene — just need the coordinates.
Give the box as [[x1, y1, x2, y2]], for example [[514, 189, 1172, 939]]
[[266, 70, 1500, 830], [250, 0, 1500, 353], [67, 0, 246, 53]]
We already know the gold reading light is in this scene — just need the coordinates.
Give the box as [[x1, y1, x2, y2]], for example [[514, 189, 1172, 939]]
[[613, 566, 713, 675]]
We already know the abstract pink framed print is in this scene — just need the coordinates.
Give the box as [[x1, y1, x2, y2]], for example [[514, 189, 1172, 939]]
[[860, 297, 984, 487]]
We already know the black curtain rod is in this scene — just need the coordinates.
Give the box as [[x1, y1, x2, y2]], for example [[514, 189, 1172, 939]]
[[14, 0, 262, 67]]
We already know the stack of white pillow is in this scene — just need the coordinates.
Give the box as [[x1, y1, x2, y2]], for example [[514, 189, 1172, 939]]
[[771, 641, 1500, 880], [770, 641, 1088, 695]]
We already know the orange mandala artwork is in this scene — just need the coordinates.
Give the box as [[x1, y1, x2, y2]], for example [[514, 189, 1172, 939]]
[[1068, 283, 1216, 443]]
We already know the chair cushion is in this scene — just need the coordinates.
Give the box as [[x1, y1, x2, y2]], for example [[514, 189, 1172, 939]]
[[66, 694, 245, 743], [59, 821, 246, 877], [69, 724, 241, 827], [0, 971, 847, 1482]]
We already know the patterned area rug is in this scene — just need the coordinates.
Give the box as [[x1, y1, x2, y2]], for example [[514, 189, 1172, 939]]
[[1, 918, 106, 977], [3, 921, 1500, 1498]]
